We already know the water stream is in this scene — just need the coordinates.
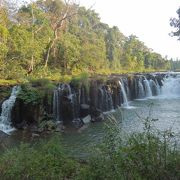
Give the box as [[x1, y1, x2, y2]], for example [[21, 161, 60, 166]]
[[119, 80, 129, 107], [0, 86, 20, 134]]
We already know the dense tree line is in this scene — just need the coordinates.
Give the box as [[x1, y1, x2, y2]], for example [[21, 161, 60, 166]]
[[0, 0, 170, 79], [169, 7, 180, 71]]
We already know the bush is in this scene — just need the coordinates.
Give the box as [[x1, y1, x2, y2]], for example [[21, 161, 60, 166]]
[[71, 72, 89, 90], [18, 79, 56, 105], [29, 78, 56, 90], [77, 109, 180, 180], [0, 136, 81, 179], [18, 84, 43, 105]]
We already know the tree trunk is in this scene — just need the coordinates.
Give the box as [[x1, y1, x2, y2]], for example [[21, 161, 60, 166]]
[[44, 7, 69, 68]]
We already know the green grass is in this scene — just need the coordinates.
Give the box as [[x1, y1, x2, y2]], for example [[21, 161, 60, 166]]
[[0, 79, 19, 86], [0, 67, 168, 86]]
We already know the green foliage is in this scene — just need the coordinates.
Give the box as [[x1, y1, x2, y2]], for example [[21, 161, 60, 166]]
[[0, 0, 170, 79], [29, 78, 55, 90], [18, 78, 55, 105], [78, 111, 180, 180], [18, 84, 43, 105], [71, 72, 89, 90], [0, 136, 80, 179]]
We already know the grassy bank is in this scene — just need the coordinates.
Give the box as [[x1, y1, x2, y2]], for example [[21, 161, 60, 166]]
[[0, 115, 179, 179], [0, 67, 168, 86]]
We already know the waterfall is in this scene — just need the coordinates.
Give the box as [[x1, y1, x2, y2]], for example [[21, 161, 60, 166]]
[[119, 80, 129, 107], [0, 86, 20, 134], [107, 89, 114, 111], [98, 87, 104, 111], [150, 79, 160, 96], [123, 78, 130, 100], [155, 79, 161, 95], [98, 86, 113, 111], [137, 78, 145, 99], [53, 89, 62, 122], [53, 84, 80, 123], [161, 75, 180, 98], [143, 78, 152, 97]]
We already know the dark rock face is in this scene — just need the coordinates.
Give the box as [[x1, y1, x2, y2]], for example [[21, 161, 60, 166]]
[[2, 73, 165, 130], [11, 98, 44, 129], [0, 86, 12, 114]]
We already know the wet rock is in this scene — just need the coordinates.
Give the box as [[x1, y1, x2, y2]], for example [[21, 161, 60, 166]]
[[31, 133, 40, 138], [39, 120, 57, 132], [82, 115, 91, 124], [81, 104, 90, 109], [72, 118, 84, 128], [0, 130, 9, 139], [80, 104, 90, 117], [78, 124, 89, 133], [90, 107, 102, 117], [15, 121, 27, 130], [11, 98, 44, 128], [91, 113, 104, 122]]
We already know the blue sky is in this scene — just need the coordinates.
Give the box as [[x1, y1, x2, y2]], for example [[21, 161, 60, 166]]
[[80, 0, 180, 59]]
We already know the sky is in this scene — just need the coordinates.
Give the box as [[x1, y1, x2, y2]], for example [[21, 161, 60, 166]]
[[79, 0, 180, 60]]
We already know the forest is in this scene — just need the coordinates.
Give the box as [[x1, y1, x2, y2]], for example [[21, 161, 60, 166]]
[[0, 0, 171, 81]]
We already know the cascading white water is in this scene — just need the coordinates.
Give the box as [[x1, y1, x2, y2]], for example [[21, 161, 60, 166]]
[[119, 80, 129, 107], [155, 79, 161, 95], [53, 89, 61, 122], [137, 79, 145, 98], [161, 75, 180, 98], [0, 86, 20, 134], [143, 78, 152, 97], [124, 78, 131, 100]]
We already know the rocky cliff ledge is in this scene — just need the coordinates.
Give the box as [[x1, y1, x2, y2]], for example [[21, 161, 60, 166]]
[[0, 73, 166, 132]]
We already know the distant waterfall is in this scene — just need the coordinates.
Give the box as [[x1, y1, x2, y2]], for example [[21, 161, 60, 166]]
[[123, 78, 130, 100], [150, 79, 160, 96], [53, 88, 62, 122], [137, 79, 145, 98], [119, 80, 129, 107], [143, 78, 152, 97], [53, 84, 78, 123], [0, 86, 20, 134], [155, 79, 161, 95], [161, 75, 180, 98], [98, 86, 114, 111]]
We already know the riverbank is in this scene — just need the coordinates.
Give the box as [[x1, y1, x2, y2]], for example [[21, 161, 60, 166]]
[[0, 115, 179, 180]]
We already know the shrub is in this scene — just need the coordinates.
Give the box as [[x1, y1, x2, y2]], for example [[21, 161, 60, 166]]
[[0, 136, 81, 179], [78, 110, 180, 180], [71, 72, 89, 91], [18, 84, 43, 105]]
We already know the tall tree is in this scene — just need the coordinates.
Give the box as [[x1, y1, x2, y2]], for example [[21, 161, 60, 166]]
[[35, 0, 78, 68], [170, 8, 180, 39]]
